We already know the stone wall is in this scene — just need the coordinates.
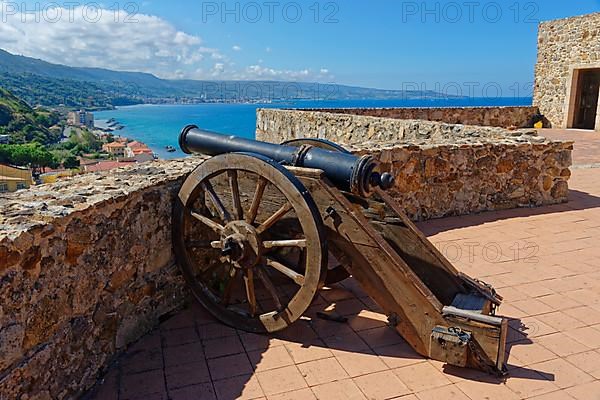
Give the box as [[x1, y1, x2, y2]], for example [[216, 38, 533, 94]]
[[534, 12, 600, 129], [256, 109, 540, 146], [349, 141, 572, 220], [0, 158, 204, 399], [296, 106, 540, 128], [257, 109, 573, 220]]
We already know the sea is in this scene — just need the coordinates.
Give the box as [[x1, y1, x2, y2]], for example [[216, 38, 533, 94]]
[[95, 97, 533, 160]]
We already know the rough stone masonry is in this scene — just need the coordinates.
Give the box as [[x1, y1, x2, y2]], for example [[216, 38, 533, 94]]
[[297, 106, 540, 129], [534, 12, 600, 130], [257, 109, 573, 220], [0, 158, 203, 399]]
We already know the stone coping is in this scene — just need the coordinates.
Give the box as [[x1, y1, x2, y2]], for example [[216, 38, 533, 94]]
[[342, 134, 570, 151], [257, 106, 540, 130], [289, 105, 535, 110], [256, 108, 545, 146], [0, 157, 205, 241]]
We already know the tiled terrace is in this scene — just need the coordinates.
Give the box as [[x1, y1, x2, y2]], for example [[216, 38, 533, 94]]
[[85, 130, 600, 400], [541, 129, 600, 167]]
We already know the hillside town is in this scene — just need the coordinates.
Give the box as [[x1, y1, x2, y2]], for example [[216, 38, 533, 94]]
[[0, 109, 156, 192]]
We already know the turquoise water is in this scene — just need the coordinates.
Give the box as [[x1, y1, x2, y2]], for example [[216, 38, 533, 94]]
[[96, 97, 532, 159]]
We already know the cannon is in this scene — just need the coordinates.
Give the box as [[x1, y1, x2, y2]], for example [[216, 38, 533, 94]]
[[178, 125, 396, 197], [173, 125, 509, 375]]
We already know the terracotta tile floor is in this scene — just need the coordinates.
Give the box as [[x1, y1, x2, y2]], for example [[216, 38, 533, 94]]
[[540, 128, 600, 166], [85, 131, 600, 400]]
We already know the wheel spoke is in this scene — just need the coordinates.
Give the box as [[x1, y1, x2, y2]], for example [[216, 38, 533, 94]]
[[202, 180, 232, 223], [265, 257, 305, 285], [228, 170, 244, 220], [244, 269, 257, 317], [256, 203, 293, 234], [175, 153, 325, 332], [221, 267, 238, 306], [257, 266, 283, 311], [191, 210, 224, 233], [263, 239, 307, 249], [246, 177, 268, 224]]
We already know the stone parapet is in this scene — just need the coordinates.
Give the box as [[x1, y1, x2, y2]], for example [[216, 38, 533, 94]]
[[256, 109, 540, 145], [0, 157, 204, 399], [256, 108, 573, 220], [294, 106, 540, 128], [348, 140, 572, 220]]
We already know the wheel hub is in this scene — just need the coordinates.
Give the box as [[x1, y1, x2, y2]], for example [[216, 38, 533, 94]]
[[220, 221, 262, 269]]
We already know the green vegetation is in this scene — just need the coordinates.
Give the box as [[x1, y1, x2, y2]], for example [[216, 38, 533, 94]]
[[1, 132, 91, 172], [57, 127, 102, 156], [0, 87, 101, 172], [63, 154, 81, 169], [0, 87, 62, 144], [0, 72, 142, 109], [0, 143, 59, 173]]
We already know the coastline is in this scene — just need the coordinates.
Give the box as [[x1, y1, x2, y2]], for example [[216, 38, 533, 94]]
[[94, 97, 534, 161]]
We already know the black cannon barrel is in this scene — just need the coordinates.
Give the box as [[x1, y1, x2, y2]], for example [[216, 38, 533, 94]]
[[179, 125, 394, 196]]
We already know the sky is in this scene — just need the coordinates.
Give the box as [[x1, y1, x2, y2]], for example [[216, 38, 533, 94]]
[[0, 0, 599, 96]]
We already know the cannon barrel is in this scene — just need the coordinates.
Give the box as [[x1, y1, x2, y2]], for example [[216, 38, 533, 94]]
[[179, 125, 394, 196]]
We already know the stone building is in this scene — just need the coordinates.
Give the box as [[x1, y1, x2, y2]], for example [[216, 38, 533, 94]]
[[534, 12, 600, 131]]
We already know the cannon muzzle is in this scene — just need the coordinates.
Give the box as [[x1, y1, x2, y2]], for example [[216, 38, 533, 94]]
[[179, 125, 394, 196]]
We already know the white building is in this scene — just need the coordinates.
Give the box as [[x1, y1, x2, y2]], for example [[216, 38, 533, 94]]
[[67, 110, 95, 128]]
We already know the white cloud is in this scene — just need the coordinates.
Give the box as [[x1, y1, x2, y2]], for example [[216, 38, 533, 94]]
[[0, 4, 214, 78], [233, 65, 334, 82], [0, 3, 333, 82]]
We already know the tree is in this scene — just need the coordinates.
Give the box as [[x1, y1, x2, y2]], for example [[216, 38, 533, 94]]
[[63, 155, 80, 169], [0, 104, 11, 126], [0, 143, 58, 173]]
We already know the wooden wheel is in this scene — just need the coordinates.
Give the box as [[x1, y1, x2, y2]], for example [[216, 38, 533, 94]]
[[173, 153, 327, 333], [281, 138, 352, 285]]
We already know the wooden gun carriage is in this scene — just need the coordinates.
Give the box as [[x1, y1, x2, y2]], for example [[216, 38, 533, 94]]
[[173, 125, 509, 375]]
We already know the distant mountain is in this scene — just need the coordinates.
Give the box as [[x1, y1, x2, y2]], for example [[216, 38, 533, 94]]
[[0, 48, 456, 108], [0, 49, 168, 87], [0, 86, 61, 144]]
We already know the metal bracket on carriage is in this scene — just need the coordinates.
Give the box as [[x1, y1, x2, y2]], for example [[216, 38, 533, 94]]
[[457, 272, 503, 308], [430, 325, 508, 377]]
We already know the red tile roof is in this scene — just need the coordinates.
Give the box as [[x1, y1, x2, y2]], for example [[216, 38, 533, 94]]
[[103, 142, 126, 149], [127, 141, 147, 149], [132, 148, 153, 155]]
